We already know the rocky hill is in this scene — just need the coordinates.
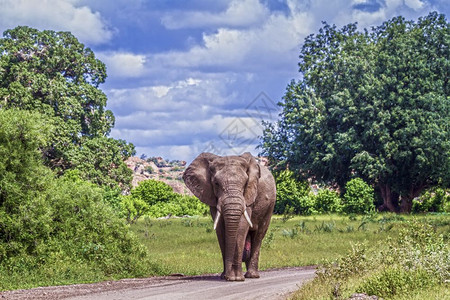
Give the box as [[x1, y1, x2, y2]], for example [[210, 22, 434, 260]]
[[125, 156, 191, 195]]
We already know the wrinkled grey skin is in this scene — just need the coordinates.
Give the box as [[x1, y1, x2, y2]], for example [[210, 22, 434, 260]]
[[183, 152, 276, 281]]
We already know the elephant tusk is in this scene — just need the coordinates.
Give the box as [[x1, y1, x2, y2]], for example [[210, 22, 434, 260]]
[[244, 210, 253, 228], [213, 211, 221, 230]]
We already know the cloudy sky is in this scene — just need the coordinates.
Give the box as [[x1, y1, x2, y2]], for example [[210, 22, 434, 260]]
[[1, 0, 448, 162]]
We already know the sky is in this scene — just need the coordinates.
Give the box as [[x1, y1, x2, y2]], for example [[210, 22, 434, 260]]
[[1, 0, 448, 162]]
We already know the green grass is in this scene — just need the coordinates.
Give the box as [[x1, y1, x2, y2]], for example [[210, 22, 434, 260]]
[[130, 213, 448, 276], [2, 213, 447, 293]]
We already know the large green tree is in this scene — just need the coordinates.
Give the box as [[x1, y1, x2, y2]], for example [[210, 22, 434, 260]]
[[0, 26, 134, 188], [261, 12, 449, 212]]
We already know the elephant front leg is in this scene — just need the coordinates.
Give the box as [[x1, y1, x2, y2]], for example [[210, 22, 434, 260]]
[[224, 249, 245, 281], [224, 219, 248, 281]]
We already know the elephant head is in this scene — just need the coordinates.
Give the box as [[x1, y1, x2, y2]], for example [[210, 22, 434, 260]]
[[183, 152, 261, 280], [183, 152, 260, 226]]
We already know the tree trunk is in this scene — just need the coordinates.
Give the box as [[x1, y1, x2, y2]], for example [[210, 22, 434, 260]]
[[399, 185, 424, 213], [399, 195, 413, 213], [378, 183, 399, 212]]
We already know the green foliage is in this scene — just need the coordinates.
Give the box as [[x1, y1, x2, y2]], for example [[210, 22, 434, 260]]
[[0, 109, 53, 210], [131, 179, 178, 206], [274, 170, 313, 215], [342, 178, 375, 214], [314, 189, 342, 213], [148, 195, 209, 218], [127, 180, 208, 219], [358, 267, 435, 298], [292, 219, 449, 299], [101, 185, 123, 212], [261, 12, 450, 212], [0, 110, 155, 290], [412, 187, 450, 213], [65, 136, 135, 188], [121, 195, 150, 224], [0, 26, 134, 188]]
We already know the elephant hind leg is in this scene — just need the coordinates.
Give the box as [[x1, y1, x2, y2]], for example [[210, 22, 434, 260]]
[[242, 233, 251, 263], [245, 219, 272, 278], [244, 231, 260, 278], [244, 233, 261, 278]]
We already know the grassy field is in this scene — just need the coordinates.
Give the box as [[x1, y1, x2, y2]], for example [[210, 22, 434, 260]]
[[130, 213, 449, 276], [1, 213, 447, 293]]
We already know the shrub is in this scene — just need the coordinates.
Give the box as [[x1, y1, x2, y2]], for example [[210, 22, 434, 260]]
[[412, 187, 449, 213], [121, 195, 150, 224], [275, 170, 313, 215], [342, 178, 375, 214], [295, 219, 449, 299], [358, 266, 436, 298], [148, 195, 208, 218], [131, 179, 178, 206], [314, 189, 342, 213]]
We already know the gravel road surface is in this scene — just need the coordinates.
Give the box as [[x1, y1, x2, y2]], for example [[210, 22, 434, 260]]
[[0, 266, 316, 300]]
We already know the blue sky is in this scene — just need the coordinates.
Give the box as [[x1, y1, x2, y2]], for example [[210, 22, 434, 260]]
[[1, 0, 448, 162]]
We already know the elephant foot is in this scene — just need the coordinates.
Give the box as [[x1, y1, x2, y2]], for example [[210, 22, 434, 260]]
[[224, 274, 245, 281], [224, 269, 245, 281], [245, 270, 260, 278]]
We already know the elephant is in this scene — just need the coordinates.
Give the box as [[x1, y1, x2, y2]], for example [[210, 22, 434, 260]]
[[183, 152, 276, 281]]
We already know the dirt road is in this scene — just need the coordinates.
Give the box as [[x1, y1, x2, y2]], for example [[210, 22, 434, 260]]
[[0, 267, 316, 300]]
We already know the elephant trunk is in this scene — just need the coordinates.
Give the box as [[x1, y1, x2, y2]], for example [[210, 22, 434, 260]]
[[222, 203, 243, 269]]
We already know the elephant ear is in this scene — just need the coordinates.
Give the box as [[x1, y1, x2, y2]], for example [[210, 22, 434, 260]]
[[241, 152, 261, 207], [183, 152, 218, 207]]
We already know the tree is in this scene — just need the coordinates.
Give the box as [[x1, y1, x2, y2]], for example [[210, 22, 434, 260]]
[[0, 26, 134, 188], [261, 12, 449, 212]]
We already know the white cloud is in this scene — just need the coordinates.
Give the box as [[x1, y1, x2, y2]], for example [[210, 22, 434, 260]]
[[0, 0, 113, 44], [106, 76, 234, 116], [152, 6, 313, 72], [404, 0, 425, 10], [161, 0, 269, 29], [347, 0, 432, 28], [97, 52, 146, 78]]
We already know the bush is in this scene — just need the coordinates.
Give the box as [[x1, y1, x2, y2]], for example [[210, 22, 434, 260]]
[[121, 195, 150, 224], [295, 219, 449, 299], [131, 179, 178, 206], [148, 195, 208, 218], [358, 267, 436, 298], [342, 178, 375, 214], [275, 170, 313, 215], [412, 187, 449, 213], [314, 189, 342, 213]]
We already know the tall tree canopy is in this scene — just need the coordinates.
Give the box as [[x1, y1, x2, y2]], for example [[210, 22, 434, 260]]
[[261, 12, 449, 212], [0, 26, 134, 188]]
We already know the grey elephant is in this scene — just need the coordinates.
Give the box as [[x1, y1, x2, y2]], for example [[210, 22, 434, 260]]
[[183, 152, 276, 281]]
